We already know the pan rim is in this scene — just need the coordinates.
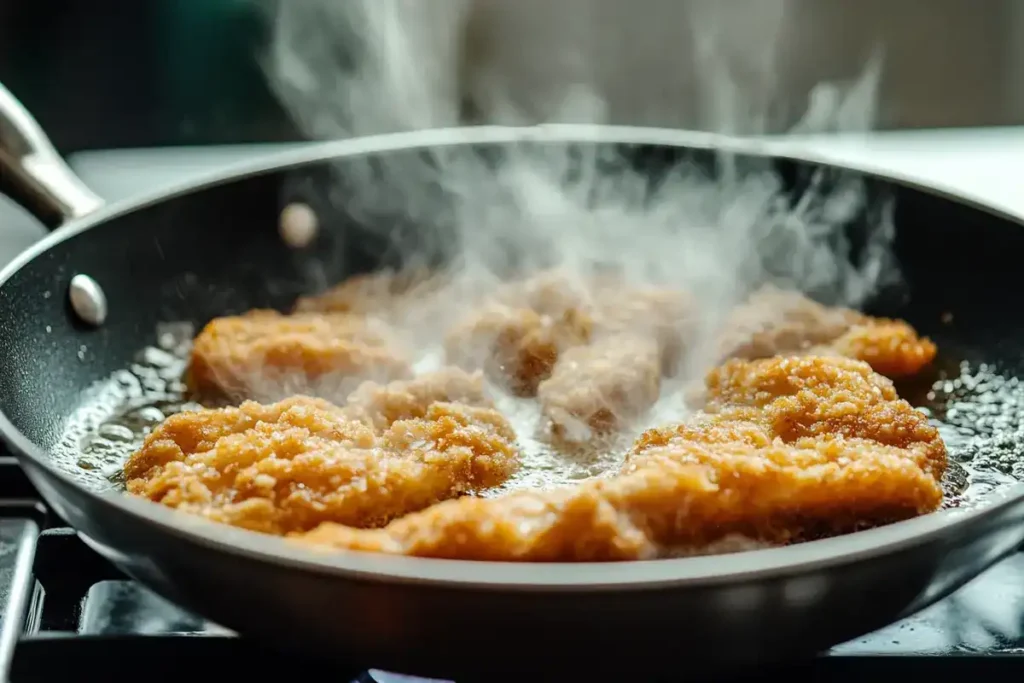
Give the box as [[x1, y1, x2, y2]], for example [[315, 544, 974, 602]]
[[2, 123, 1024, 590]]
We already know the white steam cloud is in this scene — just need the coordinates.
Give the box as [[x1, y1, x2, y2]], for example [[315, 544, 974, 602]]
[[256, 0, 897, 450]]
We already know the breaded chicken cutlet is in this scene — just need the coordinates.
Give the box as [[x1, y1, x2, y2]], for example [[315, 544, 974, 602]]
[[124, 393, 520, 535], [188, 310, 411, 403], [718, 285, 936, 377], [292, 356, 946, 560]]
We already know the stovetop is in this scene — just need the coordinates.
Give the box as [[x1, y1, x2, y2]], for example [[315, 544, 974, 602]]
[[1, 140, 1024, 680]]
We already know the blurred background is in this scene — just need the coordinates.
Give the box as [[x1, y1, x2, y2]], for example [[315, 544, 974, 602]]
[[0, 0, 1022, 155]]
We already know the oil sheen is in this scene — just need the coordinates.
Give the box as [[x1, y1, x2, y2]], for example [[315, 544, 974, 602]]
[[52, 325, 1022, 513]]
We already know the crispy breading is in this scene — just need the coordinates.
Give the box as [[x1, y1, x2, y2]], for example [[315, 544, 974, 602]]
[[827, 320, 938, 379], [688, 355, 946, 493], [124, 396, 519, 534], [188, 310, 411, 403], [700, 355, 945, 479], [537, 336, 662, 441], [341, 367, 493, 432], [292, 356, 945, 560], [718, 286, 936, 377]]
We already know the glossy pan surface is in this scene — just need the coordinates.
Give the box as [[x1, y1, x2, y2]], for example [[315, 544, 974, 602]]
[[2, 86, 1024, 679]]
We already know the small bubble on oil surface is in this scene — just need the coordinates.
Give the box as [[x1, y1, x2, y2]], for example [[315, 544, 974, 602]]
[[923, 360, 1024, 507]]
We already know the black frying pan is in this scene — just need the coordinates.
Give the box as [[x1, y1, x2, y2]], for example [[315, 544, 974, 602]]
[[2, 81, 1024, 681]]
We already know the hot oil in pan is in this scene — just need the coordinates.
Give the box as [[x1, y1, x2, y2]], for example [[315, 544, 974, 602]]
[[914, 360, 1024, 507], [52, 323, 202, 490], [53, 324, 1024, 510], [53, 322, 631, 494]]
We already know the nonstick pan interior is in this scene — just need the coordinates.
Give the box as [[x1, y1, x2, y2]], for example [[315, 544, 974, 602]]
[[0, 133, 1022, 520]]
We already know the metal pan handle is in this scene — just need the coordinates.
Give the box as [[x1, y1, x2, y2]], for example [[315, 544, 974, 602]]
[[0, 82, 105, 230]]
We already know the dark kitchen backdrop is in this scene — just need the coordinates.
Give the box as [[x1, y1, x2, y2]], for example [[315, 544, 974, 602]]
[[0, 0, 299, 152], [1, 0, 1023, 155]]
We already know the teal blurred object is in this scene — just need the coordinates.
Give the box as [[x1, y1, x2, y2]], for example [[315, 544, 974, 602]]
[[157, 1, 282, 139], [0, 0, 299, 152]]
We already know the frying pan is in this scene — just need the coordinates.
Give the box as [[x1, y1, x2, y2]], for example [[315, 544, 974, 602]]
[[2, 80, 1024, 681]]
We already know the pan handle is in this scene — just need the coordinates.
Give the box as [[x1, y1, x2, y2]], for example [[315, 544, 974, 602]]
[[0, 82, 105, 230]]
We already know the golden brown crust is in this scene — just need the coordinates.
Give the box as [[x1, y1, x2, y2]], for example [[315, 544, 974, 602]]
[[828, 320, 938, 379], [718, 286, 936, 377], [125, 396, 519, 534], [188, 310, 411, 403], [688, 355, 945, 479], [290, 356, 946, 561], [122, 396, 352, 483]]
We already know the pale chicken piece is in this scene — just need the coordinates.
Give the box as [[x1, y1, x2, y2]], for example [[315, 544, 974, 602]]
[[188, 310, 411, 403], [124, 396, 519, 535], [444, 302, 592, 396], [717, 285, 936, 377], [537, 336, 662, 441], [341, 367, 493, 432], [500, 269, 696, 372], [492, 269, 594, 317], [717, 285, 857, 359], [291, 356, 945, 561], [444, 270, 595, 395], [591, 284, 695, 374], [444, 270, 693, 395]]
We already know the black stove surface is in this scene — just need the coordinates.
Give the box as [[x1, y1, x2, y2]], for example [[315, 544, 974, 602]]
[[0, 147, 1023, 680]]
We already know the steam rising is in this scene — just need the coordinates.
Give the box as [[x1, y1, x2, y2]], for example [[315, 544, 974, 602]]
[[259, 1, 897, 451]]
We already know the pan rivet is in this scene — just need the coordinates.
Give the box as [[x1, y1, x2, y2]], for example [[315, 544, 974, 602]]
[[279, 202, 319, 248], [68, 274, 108, 327]]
